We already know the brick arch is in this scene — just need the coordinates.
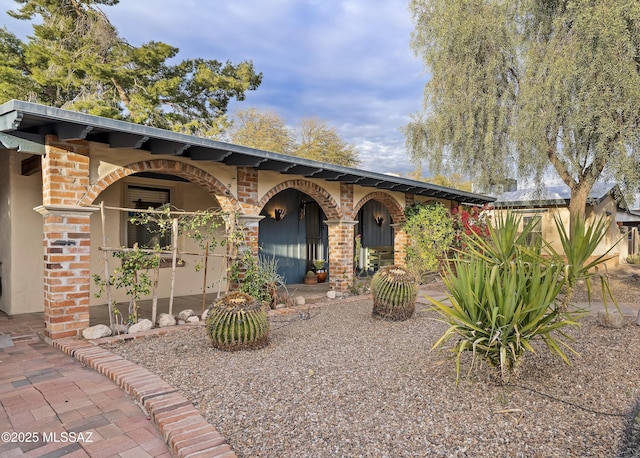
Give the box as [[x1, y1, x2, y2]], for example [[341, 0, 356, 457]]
[[352, 191, 405, 224], [258, 179, 341, 220], [77, 159, 240, 213]]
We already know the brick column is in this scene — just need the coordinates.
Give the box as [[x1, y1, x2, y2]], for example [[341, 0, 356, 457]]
[[405, 193, 415, 208], [37, 136, 94, 341], [231, 168, 262, 289], [391, 224, 408, 267], [326, 220, 358, 291], [340, 183, 354, 218], [35, 206, 97, 341]]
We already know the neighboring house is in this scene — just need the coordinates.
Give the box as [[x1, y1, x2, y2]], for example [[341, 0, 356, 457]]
[[0, 100, 494, 341], [493, 183, 632, 264]]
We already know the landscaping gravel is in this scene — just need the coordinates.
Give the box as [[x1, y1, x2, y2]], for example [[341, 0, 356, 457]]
[[108, 298, 640, 458]]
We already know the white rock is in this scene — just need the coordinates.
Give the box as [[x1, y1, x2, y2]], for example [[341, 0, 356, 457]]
[[186, 316, 200, 323], [295, 296, 306, 306], [275, 303, 286, 309], [128, 319, 152, 333], [597, 310, 624, 328], [326, 290, 336, 299], [82, 324, 112, 340], [178, 309, 195, 321], [202, 308, 210, 321], [178, 320, 186, 325], [158, 313, 176, 327]]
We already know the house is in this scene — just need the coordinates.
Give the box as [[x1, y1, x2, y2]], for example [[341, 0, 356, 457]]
[[0, 100, 494, 341], [493, 183, 632, 264]]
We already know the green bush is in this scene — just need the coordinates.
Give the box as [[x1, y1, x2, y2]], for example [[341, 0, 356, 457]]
[[403, 202, 454, 281], [371, 265, 418, 321], [205, 291, 270, 351]]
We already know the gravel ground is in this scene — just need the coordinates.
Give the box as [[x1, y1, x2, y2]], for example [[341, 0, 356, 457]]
[[108, 298, 640, 458]]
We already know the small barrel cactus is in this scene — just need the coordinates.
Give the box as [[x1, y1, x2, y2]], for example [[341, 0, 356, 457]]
[[371, 265, 418, 321], [205, 291, 270, 351]]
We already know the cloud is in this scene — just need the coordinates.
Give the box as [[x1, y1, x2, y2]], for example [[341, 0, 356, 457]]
[[2, 0, 427, 175]]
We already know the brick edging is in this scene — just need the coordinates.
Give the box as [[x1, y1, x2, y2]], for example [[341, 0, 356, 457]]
[[52, 337, 237, 458]]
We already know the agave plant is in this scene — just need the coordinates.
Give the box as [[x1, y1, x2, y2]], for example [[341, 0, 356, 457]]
[[428, 213, 583, 383], [205, 291, 270, 351], [371, 265, 418, 321]]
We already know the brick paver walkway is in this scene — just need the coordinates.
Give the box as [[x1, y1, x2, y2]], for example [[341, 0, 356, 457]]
[[0, 310, 237, 458]]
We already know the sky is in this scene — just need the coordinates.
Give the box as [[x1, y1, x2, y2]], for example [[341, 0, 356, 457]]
[[0, 0, 427, 176]]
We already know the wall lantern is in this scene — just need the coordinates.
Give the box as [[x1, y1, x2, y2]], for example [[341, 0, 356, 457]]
[[374, 215, 385, 227], [274, 208, 287, 222]]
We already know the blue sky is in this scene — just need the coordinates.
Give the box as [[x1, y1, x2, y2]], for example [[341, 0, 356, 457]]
[[0, 0, 427, 175]]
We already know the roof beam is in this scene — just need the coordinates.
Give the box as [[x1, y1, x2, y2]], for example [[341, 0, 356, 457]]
[[188, 147, 232, 161], [147, 139, 190, 156], [0, 111, 24, 131], [0, 132, 46, 155], [108, 132, 148, 149], [224, 154, 268, 167], [56, 122, 93, 140]]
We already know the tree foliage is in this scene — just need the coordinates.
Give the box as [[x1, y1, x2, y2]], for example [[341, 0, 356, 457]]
[[0, 0, 262, 137], [228, 109, 361, 167], [406, 0, 640, 219]]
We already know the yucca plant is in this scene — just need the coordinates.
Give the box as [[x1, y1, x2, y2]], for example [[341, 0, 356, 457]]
[[550, 214, 620, 314], [205, 291, 270, 351], [428, 214, 582, 383], [371, 265, 418, 321]]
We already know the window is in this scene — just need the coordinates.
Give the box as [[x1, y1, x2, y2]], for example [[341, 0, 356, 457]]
[[126, 185, 171, 248], [522, 215, 542, 247]]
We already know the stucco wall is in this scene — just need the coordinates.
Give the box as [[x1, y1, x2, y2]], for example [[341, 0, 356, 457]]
[[1, 152, 44, 314], [89, 175, 227, 307]]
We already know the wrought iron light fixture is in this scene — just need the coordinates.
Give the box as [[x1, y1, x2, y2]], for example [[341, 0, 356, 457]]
[[374, 215, 385, 227], [274, 208, 286, 222]]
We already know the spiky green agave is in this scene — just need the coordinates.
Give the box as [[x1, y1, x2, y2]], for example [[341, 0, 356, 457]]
[[205, 291, 270, 351], [371, 265, 418, 321]]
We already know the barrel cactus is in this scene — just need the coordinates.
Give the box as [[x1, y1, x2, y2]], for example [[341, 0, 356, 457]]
[[205, 291, 270, 351], [371, 265, 418, 321]]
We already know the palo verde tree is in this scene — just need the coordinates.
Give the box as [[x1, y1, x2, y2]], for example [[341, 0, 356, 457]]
[[406, 0, 640, 220], [0, 0, 262, 137]]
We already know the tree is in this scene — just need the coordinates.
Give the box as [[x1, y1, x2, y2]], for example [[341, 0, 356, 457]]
[[406, 0, 640, 220], [227, 108, 296, 154], [296, 117, 360, 167], [228, 109, 361, 167], [0, 0, 262, 137]]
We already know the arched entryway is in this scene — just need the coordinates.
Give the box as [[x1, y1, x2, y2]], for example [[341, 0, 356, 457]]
[[259, 189, 329, 283], [353, 192, 406, 272]]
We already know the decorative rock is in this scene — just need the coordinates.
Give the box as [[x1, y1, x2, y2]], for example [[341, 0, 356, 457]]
[[128, 319, 152, 333], [597, 310, 624, 328], [326, 290, 337, 299], [178, 309, 195, 321], [295, 296, 306, 306], [186, 316, 200, 323], [158, 313, 176, 327], [82, 324, 112, 340], [275, 303, 286, 309], [111, 324, 128, 334], [178, 320, 186, 325], [202, 308, 210, 321]]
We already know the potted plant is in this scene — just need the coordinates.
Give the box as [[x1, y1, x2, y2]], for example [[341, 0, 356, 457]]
[[313, 259, 327, 283], [304, 270, 318, 285]]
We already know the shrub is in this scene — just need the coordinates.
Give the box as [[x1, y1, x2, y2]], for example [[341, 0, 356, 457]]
[[205, 291, 270, 351], [403, 202, 454, 281], [371, 265, 418, 321]]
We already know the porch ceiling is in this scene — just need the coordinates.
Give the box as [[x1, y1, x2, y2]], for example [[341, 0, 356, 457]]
[[0, 100, 495, 205]]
